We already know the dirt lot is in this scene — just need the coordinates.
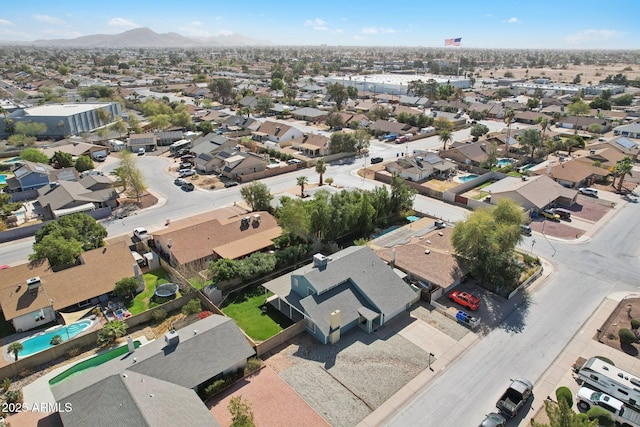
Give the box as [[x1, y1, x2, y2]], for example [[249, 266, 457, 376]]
[[596, 297, 640, 357], [263, 323, 430, 427], [494, 63, 640, 86]]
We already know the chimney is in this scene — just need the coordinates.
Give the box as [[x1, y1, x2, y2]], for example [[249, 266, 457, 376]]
[[164, 330, 179, 347], [313, 253, 328, 269], [328, 310, 341, 344]]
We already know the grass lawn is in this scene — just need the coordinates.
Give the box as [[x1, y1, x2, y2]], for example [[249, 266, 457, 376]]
[[127, 268, 179, 315], [222, 287, 294, 342]]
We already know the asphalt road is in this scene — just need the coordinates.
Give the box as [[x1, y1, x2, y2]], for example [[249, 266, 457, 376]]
[[385, 195, 640, 426]]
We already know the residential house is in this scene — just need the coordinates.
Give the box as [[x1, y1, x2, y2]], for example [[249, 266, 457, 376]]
[[290, 107, 328, 123], [238, 96, 258, 109], [575, 146, 628, 169], [430, 111, 466, 128], [589, 136, 640, 161], [556, 116, 610, 132], [532, 159, 608, 188], [253, 121, 304, 145], [385, 153, 456, 182], [440, 142, 491, 166], [52, 314, 255, 427], [36, 175, 118, 220], [222, 116, 260, 132], [213, 151, 269, 180], [468, 102, 502, 119], [4, 161, 79, 193], [182, 83, 209, 98], [263, 246, 417, 344], [42, 140, 109, 161], [291, 134, 330, 157], [156, 130, 184, 146], [514, 111, 552, 125], [613, 123, 640, 139], [369, 119, 417, 136], [151, 208, 282, 268], [0, 241, 137, 332], [375, 223, 468, 293], [128, 133, 157, 152], [191, 133, 236, 173], [482, 175, 578, 213]]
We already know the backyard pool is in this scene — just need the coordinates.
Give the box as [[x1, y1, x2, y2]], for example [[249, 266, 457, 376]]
[[0, 174, 7, 185], [1, 157, 21, 164], [372, 225, 401, 239], [496, 158, 515, 168], [456, 174, 479, 183], [18, 318, 95, 357]]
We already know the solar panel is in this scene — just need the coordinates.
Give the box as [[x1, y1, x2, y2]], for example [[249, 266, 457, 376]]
[[617, 137, 637, 149]]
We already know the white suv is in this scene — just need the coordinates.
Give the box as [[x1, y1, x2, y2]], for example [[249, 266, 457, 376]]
[[579, 187, 598, 197]]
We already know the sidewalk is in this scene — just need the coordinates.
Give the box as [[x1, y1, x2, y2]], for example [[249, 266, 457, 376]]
[[529, 292, 640, 424]]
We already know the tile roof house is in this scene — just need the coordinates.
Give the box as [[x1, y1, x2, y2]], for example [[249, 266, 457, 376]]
[[36, 175, 118, 220], [222, 116, 260, 132], [42, 141, 109, 159], [5, 161, 79, 193], [190, 133, 236, 173], [385, 154, 456, 182], [254, 121, 304, 145], [151, 208, 282, 267], [589, 136, 640, 160], [290, 133, 330, 157], [290, 107, 328, 123], [482, 175, 578, 212], [208, 150, 268, 180], [532, 159, 609, 188], [52, 314, 255, 427], [263, 246, 417, 344], [0, 241, 137, 332], [440, 142, 491, 166], [368, 119, 417, 136], [613, 123, 640, 139]]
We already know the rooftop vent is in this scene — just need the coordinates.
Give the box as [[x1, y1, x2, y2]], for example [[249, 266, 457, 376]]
[[26, 276, 42, 291], [313, 253, 328, 269], [253, 214, 261, 224], [164, 330, 179, 347]]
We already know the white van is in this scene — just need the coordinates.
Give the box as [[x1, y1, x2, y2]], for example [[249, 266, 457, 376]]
[[178, 169, 196, 177], [138, 147, 146, 156]]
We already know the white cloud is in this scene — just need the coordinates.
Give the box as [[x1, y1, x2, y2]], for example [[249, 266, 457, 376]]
[[0, 19, 14, 26], [108, 17, 139, 28], [32, 14, 66, 25], [565, 29, 625, 44], [217, 30, 233, 36], [503, 17, 521, 24], [361, 27, 395, 35], [304, 18, 328, 31]]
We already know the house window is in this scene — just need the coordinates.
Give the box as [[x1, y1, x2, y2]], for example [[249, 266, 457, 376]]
[[34, 311, 45, 322]]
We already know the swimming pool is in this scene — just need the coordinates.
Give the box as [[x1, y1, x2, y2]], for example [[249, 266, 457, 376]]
[[1, 157, 21, 164], [372, 225, 400, 239], [496, 158, 515, 168], [0, 174, 7, 185], [18, 319, 94, 357], [456, 174, 479, 183]]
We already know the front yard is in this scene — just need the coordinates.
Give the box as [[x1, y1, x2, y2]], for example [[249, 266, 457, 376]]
[[221, 286, 294, 342], [127, 268, 181, 315]]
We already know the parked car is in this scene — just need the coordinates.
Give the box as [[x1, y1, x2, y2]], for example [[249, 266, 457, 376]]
[[496, 378, 533, 418], [370, 157, 383, 164], [287, 159, 302, 165], [479, 412, 506, 427], [174, 178, 186, 186], [179, 162, 193, 170], [178, 169, 196, 178], [520, 224, 532, 235], [133, 227, 150, 240], [137, 147, 145, 156], [576, 387, 640, 427], [224, 181, 239, 188], [551, 208, 571, 220], [181, 182, 194, 192], [93, 154, 106, 162], [541, 209, 560, 221], [448, 290, 480, 311], [578, 187, 598, 197]]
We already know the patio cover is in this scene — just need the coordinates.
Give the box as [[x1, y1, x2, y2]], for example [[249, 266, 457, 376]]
[[59, 305, 96, 325]]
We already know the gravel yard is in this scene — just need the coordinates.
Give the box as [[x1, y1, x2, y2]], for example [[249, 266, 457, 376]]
[[264, 325, 430, 427]]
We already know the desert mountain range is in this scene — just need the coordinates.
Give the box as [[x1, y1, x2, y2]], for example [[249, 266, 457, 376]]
[[1, 27, 271, 48]]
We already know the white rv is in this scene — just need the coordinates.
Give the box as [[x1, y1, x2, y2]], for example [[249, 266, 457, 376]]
[[575, 356, 640, 408]]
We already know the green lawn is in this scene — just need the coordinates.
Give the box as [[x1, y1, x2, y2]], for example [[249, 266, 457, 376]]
[[127, 268, 178, 315], [222, 287, 293, 341]]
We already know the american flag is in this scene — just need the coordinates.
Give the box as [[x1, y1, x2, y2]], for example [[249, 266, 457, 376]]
[[444, 37, 461, 46]]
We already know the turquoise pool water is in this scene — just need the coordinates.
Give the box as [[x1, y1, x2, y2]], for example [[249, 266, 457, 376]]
[[2, 157, 21, 163], [496, 158, 515, 168], [520, 163, 535, 171], [19, 319, 94, 357], [457, 174, 479, 183], [0, 175, 6, 185], [372, 225, 400, 239]]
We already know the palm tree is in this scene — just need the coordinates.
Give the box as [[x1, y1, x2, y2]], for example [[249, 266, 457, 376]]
[[315, 159, 327, 186], [7, 342, 23, 361], [97, 320, 128, 345], [504, 108, 516, 157], [615, 156, 633, 193], [296, 176, 308, 197], [438, 130, 453, 151], [536, 117, 549, 146]]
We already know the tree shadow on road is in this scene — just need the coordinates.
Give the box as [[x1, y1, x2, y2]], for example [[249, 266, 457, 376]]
[[497, 292, 532, 334]]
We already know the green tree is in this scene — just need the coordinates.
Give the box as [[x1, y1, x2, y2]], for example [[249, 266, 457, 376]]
[[434, 117, 453, 131], [531, 399, 597, 427], [504, 108, 516, 156], [30, 234, 84, 267], [208, 258, 239, 282], [96, 108, 111, 126], [565, 134, 585, 156], [297, 176, 308, 197], [255, 95, 274, 116], [329, 132, 356, 153], [50, 335, 63, 346], [109, 117, 128, 137], [97, 320, 127, 345], [527, 98, 540, 110], [346, 85, 358, 99], [15, 121, 47, 138], [35, 213, 107, 251], [275, 197, 311, 241], [74, 155, 94, 172], [325, 112, 345, 130], [171, 111, 192, 128], [208, 78, 234, 104], [181, 299, 202, 316], [587, 123, 602, 134], [113, 277, 139, 300], [240, 182, 273, 212], [7, 342, 23, 361], [128, 115, 142, 134], [327, 82, 348, 110], [20, 147, 49, 163], [614, 156, 633, 192], [353, 129, 371, 154], [567, 99, 591, 116], [589, 97, 611, 111], [199, 121, 214, 135], [519, 128, 542, 160], [390, 176, 416, 218], [270, 78, 285, 91], [116, 150, 147, 201], [438, 129, 453, 150], [470, 123, 489, 140], [315, 159, 327, 186], [150, 114, 170, 131], [51, 151, 73, 168], [228, 396, 255, 427], [451, 199, 524, 294]]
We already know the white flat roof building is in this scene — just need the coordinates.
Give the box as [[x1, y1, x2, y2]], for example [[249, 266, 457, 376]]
[[320, 73, 471, 95], [23, 103, 113, 117]]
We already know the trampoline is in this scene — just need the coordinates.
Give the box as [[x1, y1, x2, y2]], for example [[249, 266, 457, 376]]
[[154, 283, 179, 298]]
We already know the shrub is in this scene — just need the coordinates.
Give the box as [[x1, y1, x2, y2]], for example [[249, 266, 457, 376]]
[[631, 318, 640, 330], [65, 347, 81, 358], [594, 356, 614, 365], [151, 308, 167, 323], [244, 357, 262, 375], [1, 378, 11, 393], [182, 299, 202, 316], [619, 327, 637, 345], [50, 335, 63, 345], [204, 379, 226, 398], [586, 406, 614, 426], [4, 390, 22, 406], [555, 386, 573, 407]]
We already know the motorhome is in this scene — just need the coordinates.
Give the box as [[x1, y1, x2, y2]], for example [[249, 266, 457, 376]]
[[575, 356, 640, 408]]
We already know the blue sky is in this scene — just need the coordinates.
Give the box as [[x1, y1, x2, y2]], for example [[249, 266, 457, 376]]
[[0, 0, 638, 49]]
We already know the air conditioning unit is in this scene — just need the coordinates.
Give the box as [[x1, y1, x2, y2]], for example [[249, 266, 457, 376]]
[[26, 277, 42, 291]]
